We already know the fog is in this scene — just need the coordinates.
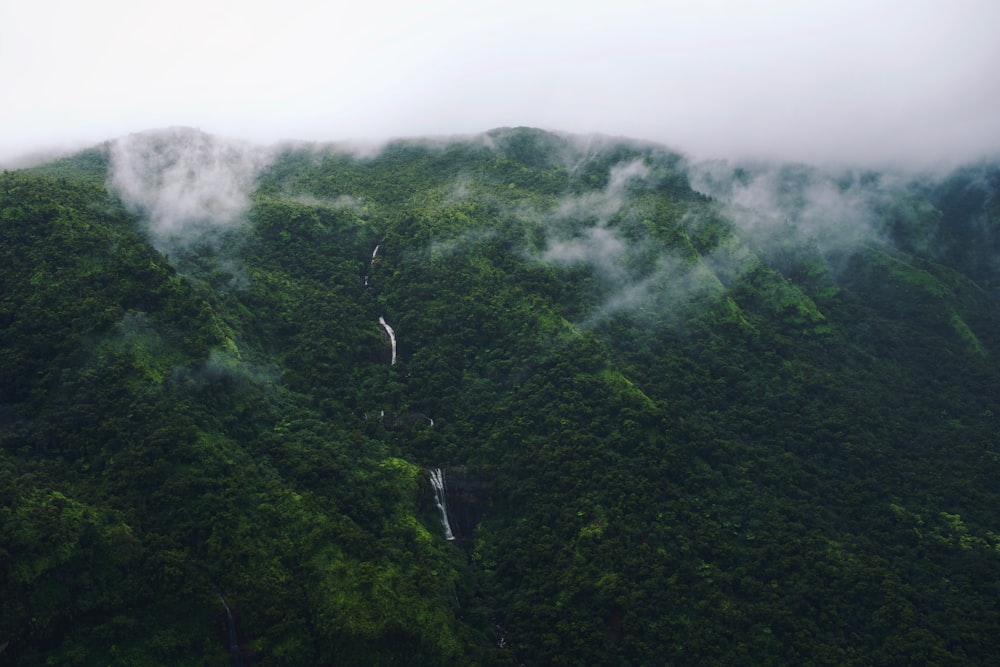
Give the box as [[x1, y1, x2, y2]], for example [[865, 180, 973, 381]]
[[543, 160, 649, 279], [511, 134, 978, 328], [3, 0, 999, 169], [688, 161, 895, 255], [108, 128, 274, 247]]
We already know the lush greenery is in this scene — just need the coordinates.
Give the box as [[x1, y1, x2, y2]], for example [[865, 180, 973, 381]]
[[2, 128, 1000, 665]]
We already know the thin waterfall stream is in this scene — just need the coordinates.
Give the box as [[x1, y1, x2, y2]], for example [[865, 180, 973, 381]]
[[368, 244, 452, 543], [378, 316, 396, 365], [367, 245, 397, 366], [218, 595, 243, 667], [429, 468, 456, 540]]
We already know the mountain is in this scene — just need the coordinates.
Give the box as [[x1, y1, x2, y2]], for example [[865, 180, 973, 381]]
[[2, 127, 1000, 665]]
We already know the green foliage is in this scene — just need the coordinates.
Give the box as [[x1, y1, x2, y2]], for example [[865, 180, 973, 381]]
[[3, 130, 1000, 665]]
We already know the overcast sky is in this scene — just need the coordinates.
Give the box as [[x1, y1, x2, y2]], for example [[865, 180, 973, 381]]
[[2, 0, 998, 167]]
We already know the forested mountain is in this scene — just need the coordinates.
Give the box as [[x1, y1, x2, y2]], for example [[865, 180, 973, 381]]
[[2, 127, 999, 665]]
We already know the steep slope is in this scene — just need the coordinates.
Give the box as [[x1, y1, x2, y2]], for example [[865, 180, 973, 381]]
[[2, 127, 1000, 665], [0, 163, 486, 665]]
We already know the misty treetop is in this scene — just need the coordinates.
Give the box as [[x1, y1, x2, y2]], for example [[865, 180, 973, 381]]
[[1, 127, 1000, 665]]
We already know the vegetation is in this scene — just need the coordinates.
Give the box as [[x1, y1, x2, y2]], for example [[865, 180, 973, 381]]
[[2, 128, 1000, 664]]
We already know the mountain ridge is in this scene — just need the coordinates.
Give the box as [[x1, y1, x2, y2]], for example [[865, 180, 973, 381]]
[[2, 127, 1000, 665]]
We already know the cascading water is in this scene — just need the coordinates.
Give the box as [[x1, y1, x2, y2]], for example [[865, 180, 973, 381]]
[[366, 245, 397, 366], [219, 595, 243, 667], [364, 244, 381, 288], [379, 316, 397, 365], [429, 468, 456, 540]]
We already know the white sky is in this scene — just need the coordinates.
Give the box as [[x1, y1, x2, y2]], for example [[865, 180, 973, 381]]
[[3, 0, 999, 167]]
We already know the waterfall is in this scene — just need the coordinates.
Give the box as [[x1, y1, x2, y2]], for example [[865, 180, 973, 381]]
[[219, 595, 243, 667], [379, 316, 397, 365], [364, 244, 381, 288], [429, 468, 456, 540]]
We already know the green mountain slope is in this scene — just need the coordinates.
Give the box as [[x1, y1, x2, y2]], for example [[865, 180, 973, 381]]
[[2, 128, 1000, 665]]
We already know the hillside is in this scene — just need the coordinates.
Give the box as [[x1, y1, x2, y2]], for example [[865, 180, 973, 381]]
[[2, 127, 1000, 665]]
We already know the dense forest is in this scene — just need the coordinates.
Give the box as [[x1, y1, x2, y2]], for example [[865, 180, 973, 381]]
[[2, 126, 999, 665]]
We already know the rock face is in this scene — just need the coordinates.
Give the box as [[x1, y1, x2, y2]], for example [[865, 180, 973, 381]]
[[441, 467, 490, 540]]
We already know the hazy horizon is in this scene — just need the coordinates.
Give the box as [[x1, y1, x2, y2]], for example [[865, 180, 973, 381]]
[[3, 0, 999, 169]]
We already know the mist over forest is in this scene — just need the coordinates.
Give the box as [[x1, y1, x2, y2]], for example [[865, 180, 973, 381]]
[[2, 126, 1000, 665]]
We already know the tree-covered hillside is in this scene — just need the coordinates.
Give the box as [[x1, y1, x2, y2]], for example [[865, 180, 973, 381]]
[[2, 127, 999, 665]]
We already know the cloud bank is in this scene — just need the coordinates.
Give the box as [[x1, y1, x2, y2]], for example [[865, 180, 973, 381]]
[[3, 1, 999, 168], [534, 157, 727, 324], [107, 128, 274, 247], [542, 160, 649, 279], [688, 161, 896, 256]]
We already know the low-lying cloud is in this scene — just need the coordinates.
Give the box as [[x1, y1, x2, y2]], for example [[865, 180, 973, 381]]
[[108, 127, 274, 248], [688, 161, 894, 256], [529, 149, 926, 328], [536, 158, 725, 323], [542, 159, 648, 267]]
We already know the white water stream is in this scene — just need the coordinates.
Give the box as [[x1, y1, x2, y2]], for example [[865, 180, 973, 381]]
[[378, 316, 396, 365], [219, 595, 243, 667], [364, 244, 381, 288], [369, 245, 451, 543], [429, 468, 456, 540]]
